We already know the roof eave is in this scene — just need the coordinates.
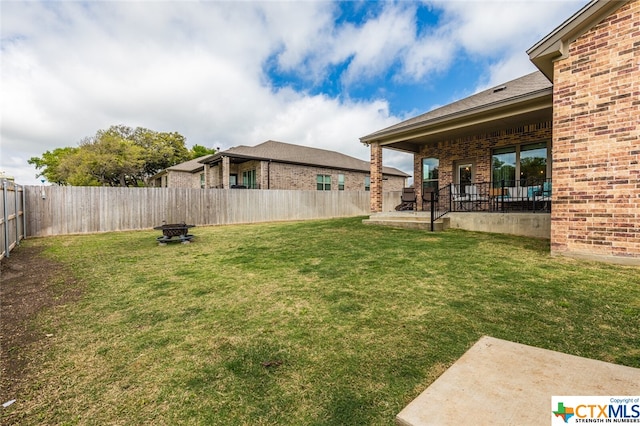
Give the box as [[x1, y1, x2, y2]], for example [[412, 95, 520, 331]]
[[527, 0, 630, 80], [361, 87, 552, 145], [200, 151, 407, 176]]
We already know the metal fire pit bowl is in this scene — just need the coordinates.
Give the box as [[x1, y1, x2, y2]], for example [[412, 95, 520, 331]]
[[154, 223, 195, 244]]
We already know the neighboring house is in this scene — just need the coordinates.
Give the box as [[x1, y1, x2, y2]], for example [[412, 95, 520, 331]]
[[149, 155, 213, 188], [198, 140, 409, 191], [361, 0, 639, 264]]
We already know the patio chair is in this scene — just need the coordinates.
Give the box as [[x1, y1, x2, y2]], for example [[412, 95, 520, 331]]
[[533, 181, 552, 211], [465, 184, 488, 210], [395, 187, 417, 211], [452, 184, 469, 210]]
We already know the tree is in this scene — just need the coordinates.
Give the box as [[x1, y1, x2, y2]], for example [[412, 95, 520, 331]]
[[28, 125, 192, 186], [189, 144, 217, 159], [28, 147, 79, 185], [130, 127, 191, 181]]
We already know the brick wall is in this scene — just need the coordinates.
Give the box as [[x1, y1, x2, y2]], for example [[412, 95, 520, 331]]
[[370, 143, 383, 211], [207, 158, 405, 192], [552, 0, 640, 262], [167, 170, 201, 188], [414, 122, 552, 205]]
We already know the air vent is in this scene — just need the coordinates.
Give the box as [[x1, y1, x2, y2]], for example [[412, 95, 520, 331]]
[[493, 86, 507, 93]]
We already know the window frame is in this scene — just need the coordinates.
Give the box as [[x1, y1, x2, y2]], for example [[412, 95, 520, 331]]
[[492, 141, 550, 187], [422, 157, 439, 192], [317, 174, 331, 191], [242, 170, 257, 189]]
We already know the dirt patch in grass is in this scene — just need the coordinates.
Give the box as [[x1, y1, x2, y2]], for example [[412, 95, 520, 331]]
[[0, 244, 81, 405]]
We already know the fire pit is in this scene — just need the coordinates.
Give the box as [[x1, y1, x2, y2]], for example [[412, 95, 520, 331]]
[[154, 222, 195, 244]]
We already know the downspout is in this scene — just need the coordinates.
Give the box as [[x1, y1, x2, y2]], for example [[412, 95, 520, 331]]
[[267, 159, 271, 190]]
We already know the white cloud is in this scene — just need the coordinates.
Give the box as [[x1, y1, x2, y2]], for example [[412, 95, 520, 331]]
[[431, 0, 588, 87], [1, 1, 408, 185], [1, 0, 588, 185], [335, 4, 417, 85]]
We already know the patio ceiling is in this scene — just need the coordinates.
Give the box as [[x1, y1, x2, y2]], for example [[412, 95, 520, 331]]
[[381, 98, 552, 154], [361, 71, 553, 154]]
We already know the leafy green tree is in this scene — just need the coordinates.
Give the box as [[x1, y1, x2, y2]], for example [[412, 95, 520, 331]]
[[28, 125, 192, 186], [130, 127, 191, 180], [189, 144, 217, 159], [28, 147, 79, 185]]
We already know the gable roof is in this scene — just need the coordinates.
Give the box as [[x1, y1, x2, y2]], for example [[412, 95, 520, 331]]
[[528, 0, 631, 80], [166, 155, 213, 173], [360, 71, 552, 151], [201, 140, 409, 177], [149, 155, 213, 181]]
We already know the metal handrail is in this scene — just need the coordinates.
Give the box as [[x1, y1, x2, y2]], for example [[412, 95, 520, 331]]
[[425, 178, 552, 231], [424, 184, 452, 232]]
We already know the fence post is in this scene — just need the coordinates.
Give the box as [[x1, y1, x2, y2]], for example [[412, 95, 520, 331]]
[[14, 183, 20, 246], [22, 185, 26, 240], [2, 180, 9, 258]]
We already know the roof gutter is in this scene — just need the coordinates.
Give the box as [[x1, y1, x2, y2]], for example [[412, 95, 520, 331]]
[[361, 87, 552, 145]]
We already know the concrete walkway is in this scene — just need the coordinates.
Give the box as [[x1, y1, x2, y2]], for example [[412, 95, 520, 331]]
[[397, 336, 640, 426]]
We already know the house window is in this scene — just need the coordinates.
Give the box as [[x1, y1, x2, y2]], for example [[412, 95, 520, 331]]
[[200, 173, 205, 189], [422, 158, 439, 192], [229, 174, 237, 187], [243, 170, 257, 189], [317, 174, 331, 190], [520, 142, 547, 185], [338, 174, 345, 190], [492, 147, 516, 186], [364, 176, 370, 191], [492, 142, 548, 186]]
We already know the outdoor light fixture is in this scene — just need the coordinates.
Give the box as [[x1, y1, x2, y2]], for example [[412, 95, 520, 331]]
[[41, 179, 46, 200]]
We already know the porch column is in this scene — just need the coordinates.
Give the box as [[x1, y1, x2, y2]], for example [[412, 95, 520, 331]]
[[221, 156, 230, 189], [370, 143, 383, 212]]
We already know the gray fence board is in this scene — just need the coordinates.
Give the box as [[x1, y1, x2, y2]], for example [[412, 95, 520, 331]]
[[24, 186, 403, 237], [1, 180, 26, 259]]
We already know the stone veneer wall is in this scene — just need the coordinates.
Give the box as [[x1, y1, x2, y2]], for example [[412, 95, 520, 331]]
[[551, 0, 640, 263], [414, 122, 552, 207]]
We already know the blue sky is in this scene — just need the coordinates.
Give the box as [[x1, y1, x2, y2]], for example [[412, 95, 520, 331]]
[[1, 0, 589, 185]]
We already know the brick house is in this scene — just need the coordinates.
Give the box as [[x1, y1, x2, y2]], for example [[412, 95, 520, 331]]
[[361, 0, 639, 264], [149, 155, 211, 188], [156, 140, 408, 191]]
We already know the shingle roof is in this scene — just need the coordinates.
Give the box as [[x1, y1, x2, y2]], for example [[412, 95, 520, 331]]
[[205, 140, 409, 177], [361, 71, 552, 142], [165, 155, 212, 173]]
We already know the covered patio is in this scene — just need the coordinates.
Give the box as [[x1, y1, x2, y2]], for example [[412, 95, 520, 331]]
[[361, 71, 553, 236]]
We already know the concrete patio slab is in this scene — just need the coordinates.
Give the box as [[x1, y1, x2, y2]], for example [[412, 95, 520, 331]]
[[397, 336, 640, 426]]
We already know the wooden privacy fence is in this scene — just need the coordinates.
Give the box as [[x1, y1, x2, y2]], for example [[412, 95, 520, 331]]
[[24, 186, 403, 237], [1, 180, 26, 259]]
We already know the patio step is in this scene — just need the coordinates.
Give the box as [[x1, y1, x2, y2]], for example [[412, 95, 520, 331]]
[[362, 212, 450, 231]]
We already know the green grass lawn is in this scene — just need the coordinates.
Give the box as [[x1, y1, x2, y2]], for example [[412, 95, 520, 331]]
[[4, 217, 640, 425]]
